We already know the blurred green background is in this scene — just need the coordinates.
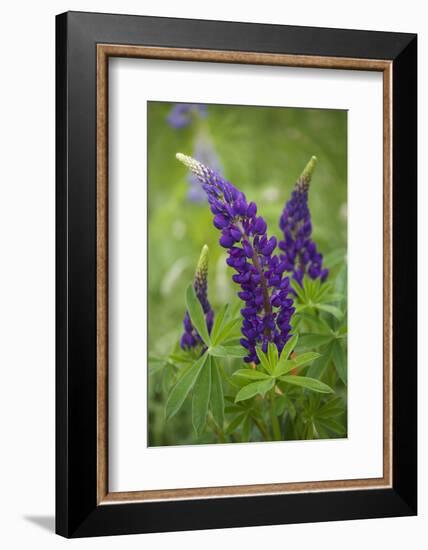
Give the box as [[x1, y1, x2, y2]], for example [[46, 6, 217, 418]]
[[147, 102, 347, 445]]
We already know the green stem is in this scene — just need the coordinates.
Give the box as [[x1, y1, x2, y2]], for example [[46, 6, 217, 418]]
[[270, 388, 282, 441]]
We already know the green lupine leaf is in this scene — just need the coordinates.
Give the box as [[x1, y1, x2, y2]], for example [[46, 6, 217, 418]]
[[331, 339, 347, 384], [296, 312, 332, 334], [210, 357, 224, 428], [225, 413, 246, 435], [314, 282, 333, 302], [307, 342, 333, 378], [322, 292, 345, 303], [166, 353, 208, 420], [317, 417, 346, 436], [214, 317, 241, 344], [317, 397, 345, 419], [302, 276, 314, 300], [315, 303, 343, 320], [192, 356, 212, 434], [276, 334, 299, 372], [290, 279, 306, 302], [279, 375, 334, 394], [221, 337, 242, 346], [275, 351, 320, 377], [209, 345, 247, 358], [186, 284, 210, 346], [292, 351, 321, 369], [296, 333, 334, 350], [235, 378, 274, 403], [337, 324, 348, 337], [267, 342, 278, 370], [255, 347, 272, 374], [273, 334, 298, 378], [233, 369, 271, 381], [273, 359, 295, 377], [210, 304, 229, 344]]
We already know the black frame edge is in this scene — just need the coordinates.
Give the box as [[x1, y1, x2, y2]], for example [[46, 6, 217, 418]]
[[55, 11, 69, 538], [55, 11, 418, 538], [391, 35, 418, 514]]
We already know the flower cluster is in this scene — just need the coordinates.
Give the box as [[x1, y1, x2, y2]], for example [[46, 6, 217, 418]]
[[176, 153, 295, 363], [278, 156, 328, 285], [167, 103, 207, 129], [180, 245, 214, 349]]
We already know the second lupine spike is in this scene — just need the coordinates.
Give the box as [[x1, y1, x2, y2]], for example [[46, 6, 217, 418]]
[[176, 153, 295, 364], [180, 245, 214, 350], [278, 156, 329, 286]]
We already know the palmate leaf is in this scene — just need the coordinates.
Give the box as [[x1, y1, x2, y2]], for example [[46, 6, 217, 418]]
[[273, 334, 299, 375], [210, 304, 229, 344], [315, 416, 346, 436], [255, 347, 272, 374], [314, 303, 343, 320], [317, 396, 345, 419], [267, 342, 278, 371], [291, 279, 306, 302], [274, 351, 320, 377], [192, 355, 212, 434], [166, 352, 208, 420], [233, 369, 271, 381], [208, 345, 247, 358], [235, 378, 274, 403], [295, 312, 332, 334], [210, 357, 224, 427], [185, 284, 210, 346], [296, 333, 334, 350], [279, 375, 334, 394], [213, 317, 241, 345], [307, 341, 334, 378]]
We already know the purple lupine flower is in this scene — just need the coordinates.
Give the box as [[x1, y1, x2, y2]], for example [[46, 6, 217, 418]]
[[176, 153, 295, 364], [188, 135, 223, 203], [278, 156, 329, 286], [167, 103, 208, 129], [180, 245, 214, 349]]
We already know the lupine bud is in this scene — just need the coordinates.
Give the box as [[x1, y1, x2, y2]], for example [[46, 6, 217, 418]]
[[180, 245, 214, 350], [278, 156, 329, 285], [176, 153, 295, 363]]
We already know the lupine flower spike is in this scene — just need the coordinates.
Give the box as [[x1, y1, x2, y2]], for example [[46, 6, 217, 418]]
[[167, 103, 208, 129], [176, 153, 295, 363], [180, 245, 214, 349], [278, 156, 329, 286]]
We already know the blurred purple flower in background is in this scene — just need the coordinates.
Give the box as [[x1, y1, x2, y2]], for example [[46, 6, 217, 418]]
[[167, 103, 208, 129], [188, 136, 223, 203], [177, 153, 295, 363], [278, 156, 329, 286], [180, 245, 214, 350]]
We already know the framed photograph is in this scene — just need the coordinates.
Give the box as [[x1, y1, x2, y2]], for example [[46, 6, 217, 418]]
[[56, 11, 417, 538]]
